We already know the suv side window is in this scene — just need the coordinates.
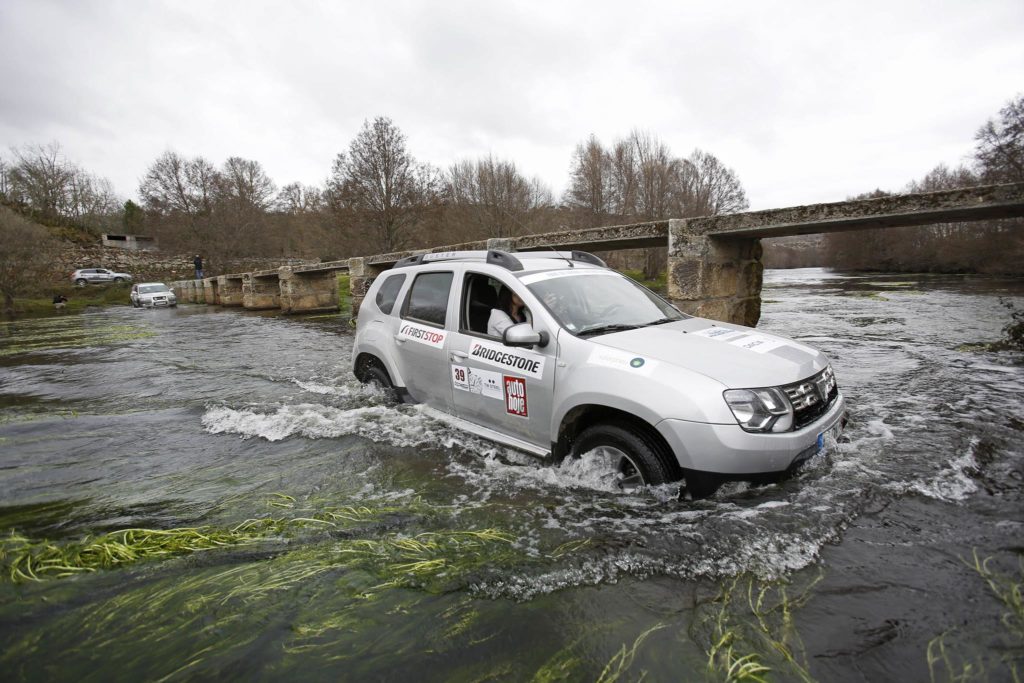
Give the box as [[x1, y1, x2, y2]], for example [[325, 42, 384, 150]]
[[375, 273, 406, 315], [402, 272, 453, 327], [460, 272, 503, 337]]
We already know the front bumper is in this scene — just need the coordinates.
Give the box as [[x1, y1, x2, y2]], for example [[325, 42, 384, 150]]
[[656, 392, 846, 475]]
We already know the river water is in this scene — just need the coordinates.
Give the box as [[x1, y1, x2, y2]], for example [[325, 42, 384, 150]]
[[1, 268, 1021, 681]]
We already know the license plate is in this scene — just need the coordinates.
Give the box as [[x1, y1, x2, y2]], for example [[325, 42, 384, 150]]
[[817, 421, 843, 450]]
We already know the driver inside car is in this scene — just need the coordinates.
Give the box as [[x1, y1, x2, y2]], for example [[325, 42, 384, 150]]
[[488, 286, 531, 338]]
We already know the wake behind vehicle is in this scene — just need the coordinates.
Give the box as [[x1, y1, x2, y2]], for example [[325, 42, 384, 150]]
[[71, 268, 133, 286], [351, 250, 845, 496], [130, 282, 177, 308]]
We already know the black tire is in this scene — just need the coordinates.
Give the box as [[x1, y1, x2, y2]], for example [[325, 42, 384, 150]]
[[571, 422, 676, 490], [358, 360, 398, 402], [75, 278, 87, 286], [113, 277, 124, 283]]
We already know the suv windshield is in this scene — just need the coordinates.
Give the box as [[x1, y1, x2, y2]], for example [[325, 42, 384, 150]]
[[139, 284, 169, 294], [523, 271, 686, 335]]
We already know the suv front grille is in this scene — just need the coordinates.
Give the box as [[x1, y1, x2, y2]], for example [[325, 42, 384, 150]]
[[782, 367, 838, 430]]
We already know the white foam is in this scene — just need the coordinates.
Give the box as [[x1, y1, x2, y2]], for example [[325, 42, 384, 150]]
[[202, 403, 445, 447]]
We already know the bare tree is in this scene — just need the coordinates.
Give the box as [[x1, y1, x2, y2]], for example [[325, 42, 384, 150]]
[[328, 117, 439, 253], [209, 157, 277, 257], [564, 135, 613, 227], [277, 182, 323, 214], [974, 94, 1024, 183], [0, 206, 59, 314], [681, 149, 750, 216], [446, 155, 552, 239], [138, 151, 220, 251]]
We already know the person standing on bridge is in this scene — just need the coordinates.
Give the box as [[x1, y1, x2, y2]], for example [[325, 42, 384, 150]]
[[193, 254, 204, 279]]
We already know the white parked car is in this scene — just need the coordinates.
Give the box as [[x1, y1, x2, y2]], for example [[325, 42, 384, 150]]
[[351, 250, 846, 497], [71, 268, 133, 286], [130, 282, 176, 308]]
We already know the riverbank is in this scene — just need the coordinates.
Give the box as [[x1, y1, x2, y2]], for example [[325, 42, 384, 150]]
[[2, 283, 132, 319]]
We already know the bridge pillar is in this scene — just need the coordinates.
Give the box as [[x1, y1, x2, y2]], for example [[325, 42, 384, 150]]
[[242, 272, 281, 310], [667, 219, 763, 327], [348, 257, 387, 315], [203, 277, 220, 305], [216, 275, 244, 306], [278, 267, 339, 314], [487, 238, 515, 252]]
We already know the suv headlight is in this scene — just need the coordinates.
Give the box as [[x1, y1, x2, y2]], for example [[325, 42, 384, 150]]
[[723, 387, 793, 433]]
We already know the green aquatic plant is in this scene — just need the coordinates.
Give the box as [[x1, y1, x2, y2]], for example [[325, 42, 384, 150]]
[[927, 550, 1023, 683], [0, 322, 155, 357], [693, 575, 820, 683], [595, 623, 667, 683], [0, 492, 517, 587], [1, 526, 264, 582], [957, 299, 1024, 354]]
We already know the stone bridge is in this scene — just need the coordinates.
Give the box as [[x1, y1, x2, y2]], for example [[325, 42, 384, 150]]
[[172, 182, 1024, 326]]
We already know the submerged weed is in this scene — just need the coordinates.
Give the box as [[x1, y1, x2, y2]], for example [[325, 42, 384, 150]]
[[595, 623, 667, 683], [693, 575, 820, 682], [927, 550, 1024, 683]]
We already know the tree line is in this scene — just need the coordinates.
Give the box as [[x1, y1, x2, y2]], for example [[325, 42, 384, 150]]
[[0, 121, 747, 274], [813, 94, 1024, 275]]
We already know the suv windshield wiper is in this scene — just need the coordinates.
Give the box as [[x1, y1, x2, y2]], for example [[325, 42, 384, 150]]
[[577, 323, 641, 337], [644, 317, 679, 326]]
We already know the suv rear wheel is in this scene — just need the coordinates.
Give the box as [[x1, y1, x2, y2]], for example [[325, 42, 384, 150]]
[[572, 423, 675, 491], [75, 278, 87, 286], [357, 359, 397, 403]]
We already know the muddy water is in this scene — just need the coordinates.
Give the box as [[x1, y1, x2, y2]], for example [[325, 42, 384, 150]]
[[1, 269, 1021, 681]]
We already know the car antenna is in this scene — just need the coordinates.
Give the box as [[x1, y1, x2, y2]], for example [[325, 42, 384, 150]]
[[547, 245, 573, 268]]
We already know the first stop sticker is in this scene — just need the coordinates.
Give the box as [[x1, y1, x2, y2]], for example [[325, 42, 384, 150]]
[[503, 376, 528, 418]]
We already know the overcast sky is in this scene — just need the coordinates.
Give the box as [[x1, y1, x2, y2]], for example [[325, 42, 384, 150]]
[[2, 0, 1022, 211]]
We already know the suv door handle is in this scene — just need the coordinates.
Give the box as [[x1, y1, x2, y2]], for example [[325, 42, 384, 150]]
[[450, 351, 468, 360]]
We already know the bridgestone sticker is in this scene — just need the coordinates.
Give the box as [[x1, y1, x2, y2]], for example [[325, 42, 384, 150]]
[[451, 365, 504, 400], [467, 339, 546, 379], [397, 321, 447, 348], [503, 376, 528, 417], [692, 326, 788, 354]]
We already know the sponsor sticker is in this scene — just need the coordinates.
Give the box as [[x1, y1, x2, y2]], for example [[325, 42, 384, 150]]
[[503, 375, 528, 417], [451, 365, 504, 400], [692, 326, 789, 354], [397, 321, 447, 348], [467, 339, 546, 379], [727, 334, 788, 354], [587, 347, 657, 375], [692, 326, 746, 341]]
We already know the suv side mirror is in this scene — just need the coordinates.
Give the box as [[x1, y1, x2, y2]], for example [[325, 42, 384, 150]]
[[503, 323, 549, 349]]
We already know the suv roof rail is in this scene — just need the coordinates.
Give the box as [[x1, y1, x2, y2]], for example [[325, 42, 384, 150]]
[[391, 249, 606, 271]]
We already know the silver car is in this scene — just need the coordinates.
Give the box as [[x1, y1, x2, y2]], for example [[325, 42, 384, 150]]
[[352, 250, 845, 496], [71, 268, 133, 285], [130, 282, 177, 308]]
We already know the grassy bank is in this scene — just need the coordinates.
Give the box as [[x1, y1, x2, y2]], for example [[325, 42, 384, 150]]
[[4, 283, 133, 319]]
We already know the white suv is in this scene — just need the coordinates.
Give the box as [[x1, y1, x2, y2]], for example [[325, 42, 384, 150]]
[[352, 250, 845, 496], [71, 268, 133, 285]]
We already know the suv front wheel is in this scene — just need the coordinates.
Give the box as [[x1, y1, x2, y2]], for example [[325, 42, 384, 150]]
[[572, 423, 676, 491]]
